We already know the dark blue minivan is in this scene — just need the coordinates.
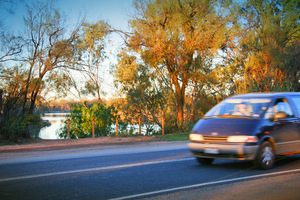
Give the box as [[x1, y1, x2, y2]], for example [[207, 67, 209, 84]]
[[188, 92, 300, 169]]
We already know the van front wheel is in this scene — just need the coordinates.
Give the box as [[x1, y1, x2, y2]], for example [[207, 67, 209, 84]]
[[255, 141, 275, 170], [196, 157, 214, 165]]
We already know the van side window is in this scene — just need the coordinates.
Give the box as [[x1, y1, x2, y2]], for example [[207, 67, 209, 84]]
[[290, 96, 300, 116], [264, 98, 294, 119]]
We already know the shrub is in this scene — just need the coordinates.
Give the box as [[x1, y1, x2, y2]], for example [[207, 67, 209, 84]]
[[59, 103, 118, 138], [2, 114, 43, 141]]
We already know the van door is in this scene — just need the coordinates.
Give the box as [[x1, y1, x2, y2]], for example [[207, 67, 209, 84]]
[[290, 96, 300, 153], [264, 98, 299, 155]]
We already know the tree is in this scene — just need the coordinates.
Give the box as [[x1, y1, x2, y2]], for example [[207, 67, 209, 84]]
[[77, 21, 112, 105], [0, 66, 45, 139], [114, 51, 165, 133], [0, 34, 23, 63], [236, 0, 300, 92], [126, 0, 236, 129], [21, 1, 84, 115], [0, 0, 115, 139], [0, 1, 82, 139]]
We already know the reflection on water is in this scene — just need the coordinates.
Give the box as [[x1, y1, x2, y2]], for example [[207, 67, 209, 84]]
[[39, 113, 69, 139]]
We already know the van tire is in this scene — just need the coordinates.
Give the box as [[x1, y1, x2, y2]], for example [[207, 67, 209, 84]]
[[196, 157, 214, 165], [255, 141, 275, 170]]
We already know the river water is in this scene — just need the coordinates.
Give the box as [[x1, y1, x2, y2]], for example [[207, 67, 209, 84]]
[[39, 113, 69, 139], [39, 113, 161, 139]]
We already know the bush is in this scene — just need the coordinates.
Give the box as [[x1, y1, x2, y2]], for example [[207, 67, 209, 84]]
[[2, 114, 43, 141], [59, 103, 119, 138]]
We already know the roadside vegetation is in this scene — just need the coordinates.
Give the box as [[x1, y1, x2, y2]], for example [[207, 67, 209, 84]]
[[0, 133, 189, 146], [0, 0, 299, 142], [153, 133, 190, 141]]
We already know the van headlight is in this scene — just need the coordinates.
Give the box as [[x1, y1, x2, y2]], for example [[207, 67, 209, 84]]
[[189, 134, 204, 141], [227, 136, 258, 143]]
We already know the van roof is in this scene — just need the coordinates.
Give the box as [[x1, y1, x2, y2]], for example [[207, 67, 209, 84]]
[[232, 92, 300, 98]]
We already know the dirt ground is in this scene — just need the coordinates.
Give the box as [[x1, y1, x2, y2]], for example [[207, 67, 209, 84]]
[[0, 136, 157, 152]]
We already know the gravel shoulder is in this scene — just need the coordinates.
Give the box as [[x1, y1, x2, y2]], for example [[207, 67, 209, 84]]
[[0, 136, 158, 152]]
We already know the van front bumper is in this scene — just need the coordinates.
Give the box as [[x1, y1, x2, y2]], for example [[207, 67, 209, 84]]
[[188, 142, 259, 160]]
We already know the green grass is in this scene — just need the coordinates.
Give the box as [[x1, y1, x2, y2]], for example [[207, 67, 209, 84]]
[[153, 133, 189, 141], [112, 132, 190, 141]]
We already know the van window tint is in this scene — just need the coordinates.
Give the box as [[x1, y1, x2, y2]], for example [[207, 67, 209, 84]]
[[264, 98, 294, 119], [290, 96, 300, 115]]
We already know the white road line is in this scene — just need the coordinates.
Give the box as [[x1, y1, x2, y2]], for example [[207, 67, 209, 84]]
[[109, 169, 300, 200], [0, 143, 189, 165], [0, 157, 194, 182]]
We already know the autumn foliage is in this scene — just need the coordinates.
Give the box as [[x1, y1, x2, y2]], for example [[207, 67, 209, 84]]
[[0, 0, 299, 139]]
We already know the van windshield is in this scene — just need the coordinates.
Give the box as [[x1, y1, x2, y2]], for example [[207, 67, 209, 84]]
[[205, 98, 271, 119]]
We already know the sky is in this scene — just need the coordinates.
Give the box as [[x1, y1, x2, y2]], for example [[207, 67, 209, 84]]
[[1, 0, 133, 35], [0, 0, 134, 100]]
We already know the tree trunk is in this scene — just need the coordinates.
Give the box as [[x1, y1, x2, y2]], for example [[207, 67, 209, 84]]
[[28, 77, 43, 115], [0, 89, 3, 133], [97, 90, 102, 105], [176, 92, 184, 124], [29, 90, 38, 115], [168, 66, 188, 130], [22, 62, 34, 115], [190, 81, 197, 122], [0, 89, 2, 114]]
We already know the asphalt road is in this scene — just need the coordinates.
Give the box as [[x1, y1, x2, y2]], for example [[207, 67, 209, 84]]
[[0, 141, 299, 200]]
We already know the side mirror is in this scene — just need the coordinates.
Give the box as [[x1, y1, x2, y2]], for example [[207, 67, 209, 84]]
[[274, 111, 287, 121]]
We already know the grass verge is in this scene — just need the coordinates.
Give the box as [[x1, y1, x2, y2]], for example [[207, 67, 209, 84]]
[[153, 133, 189, 141]]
